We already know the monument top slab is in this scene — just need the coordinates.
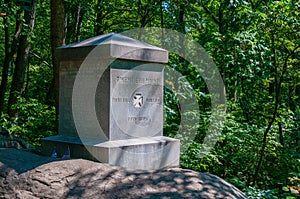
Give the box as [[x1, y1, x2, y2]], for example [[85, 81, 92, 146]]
[[57, 33, 168, 63]]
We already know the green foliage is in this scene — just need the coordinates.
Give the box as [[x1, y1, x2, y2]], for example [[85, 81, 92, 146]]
[[245, 184, 300, 199], [25, 64, 53, 101], [0, 96, 56, 148], [0, 0, 299, 197]]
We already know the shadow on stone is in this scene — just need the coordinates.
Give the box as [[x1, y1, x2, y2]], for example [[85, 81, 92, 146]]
[[0, 148, 247, 199]]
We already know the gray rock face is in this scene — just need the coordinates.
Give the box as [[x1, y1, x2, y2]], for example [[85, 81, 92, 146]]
[[0, 132, 31, 149], [0, 148, 248, 199]]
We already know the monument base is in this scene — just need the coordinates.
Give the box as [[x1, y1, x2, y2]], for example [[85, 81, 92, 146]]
[[41, 135, 180, 170]]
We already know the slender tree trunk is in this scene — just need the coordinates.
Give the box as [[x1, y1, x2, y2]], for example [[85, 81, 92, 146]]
[[0, 15, 10, 115], [50, 0, 65, 131], [64, 12, 68, 43], [269, 36, 276, 96], [95, 0, 104, 35], [278, 121, 284, 147], [234, 80, 238, 103], [74, 5, 85, 42], [201, 1, 226, 106], [178, 3, 185, 57], [74, 5, 81, 42], [137, 0, 150, 40], [160, 0, 165, 47], [253, 48, 294, 184], [0, 7, 22, 115], [175, 2, 185, 92], [7, 0, 37, 118], [240, 77, 249, 122], [253, 38, 279, 184], [218, 2, 226, 106], [24, 57, 30, 99]]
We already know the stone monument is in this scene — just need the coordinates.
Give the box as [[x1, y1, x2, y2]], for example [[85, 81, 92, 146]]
[[42, 33, 180, 170]]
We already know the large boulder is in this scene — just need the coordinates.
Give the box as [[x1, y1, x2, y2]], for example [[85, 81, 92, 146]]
[[0, 148, 247, 198], [0, 127, 32, 149]]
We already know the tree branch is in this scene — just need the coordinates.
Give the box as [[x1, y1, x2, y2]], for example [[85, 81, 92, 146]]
[[201, 4, 220, 26]]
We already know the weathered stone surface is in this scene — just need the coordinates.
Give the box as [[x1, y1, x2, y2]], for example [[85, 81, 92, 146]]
[[41, 135, 180, 170], [0, 148, 248, 199], [56, 33, 168, 63], [0, 130, 31, 149], [42, 33, 179, 170]]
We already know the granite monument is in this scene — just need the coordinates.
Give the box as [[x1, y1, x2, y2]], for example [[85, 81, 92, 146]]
[[42, 33, 180, 170]]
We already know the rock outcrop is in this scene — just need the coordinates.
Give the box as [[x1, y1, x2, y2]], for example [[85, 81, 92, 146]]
[[0, 148, 247, 198], [0, 127, 33, 150]]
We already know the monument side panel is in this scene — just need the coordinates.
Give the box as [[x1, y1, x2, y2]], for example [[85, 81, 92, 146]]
[[109, 61, 164, 140], [95, 66, 110, 138], [59, 60, 81, 137]]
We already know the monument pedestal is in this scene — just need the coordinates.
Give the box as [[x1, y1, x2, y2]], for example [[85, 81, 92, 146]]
[[43, 135, 179, 170], [41, 33, 180, 170]]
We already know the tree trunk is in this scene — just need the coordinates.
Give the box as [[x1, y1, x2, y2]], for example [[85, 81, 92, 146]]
[[0, 14, 10, 115], [50, 0, 65, 131], [201, 1, 226, 106], [178, 3, 185, 57], [7, 0, 37, 118], [160, 0, 165, 47], [218, 6, 226, 107], [137, 0, 150, 40], [252, 45, 297, 184], [0, 6, 22, 115], [278, 121, 284, 147], [95, 0, 104, 35], [74, 5, 83, 42]]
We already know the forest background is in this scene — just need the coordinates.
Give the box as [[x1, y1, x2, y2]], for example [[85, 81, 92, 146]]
[[0, 0, 299, 198]]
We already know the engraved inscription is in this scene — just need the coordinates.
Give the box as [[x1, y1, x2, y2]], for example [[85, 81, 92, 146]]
[[128, 116, 149, 121], [112, 97, 129, 102], [116, 76, 161, 84], [146, 98, 161, 103], [111, 68, 163, 138]]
